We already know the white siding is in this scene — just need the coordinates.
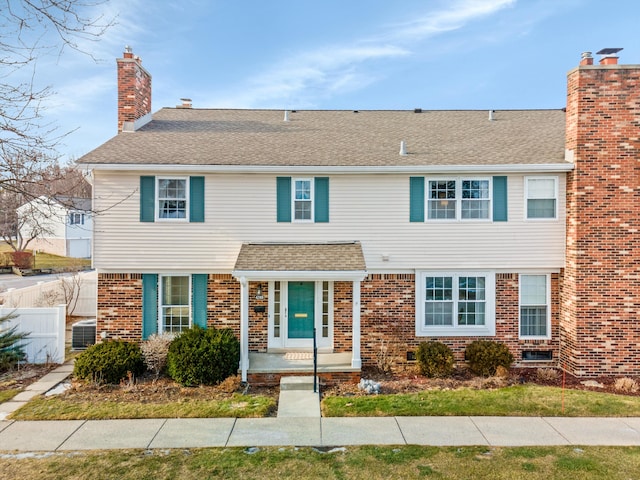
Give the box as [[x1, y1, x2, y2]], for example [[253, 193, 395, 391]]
[[93, 171, 565, 272]]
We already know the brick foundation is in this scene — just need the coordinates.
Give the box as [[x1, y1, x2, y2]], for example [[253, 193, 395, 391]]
[[247, 371, 360, 387]]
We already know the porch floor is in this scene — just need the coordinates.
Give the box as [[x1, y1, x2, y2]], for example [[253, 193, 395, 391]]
[[247, 352, 358, 374]]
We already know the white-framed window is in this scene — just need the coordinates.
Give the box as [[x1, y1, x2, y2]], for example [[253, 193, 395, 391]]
[[525, 176, 557, 219], [293, 178, 313, 221], [160, 275, 191, 333], [416, 271, 495, 336], [69, 212, 85, 225], [157, 177, 188, 220], [427, 178, 491, 220], [519, 274, 551, 339]]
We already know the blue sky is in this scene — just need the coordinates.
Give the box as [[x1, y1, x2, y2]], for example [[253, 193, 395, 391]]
[[25, 0, 640, 161]]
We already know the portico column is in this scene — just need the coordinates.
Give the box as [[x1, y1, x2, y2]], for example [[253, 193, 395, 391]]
[[351, 279, 362, 368], [239, 277, 250, 382]]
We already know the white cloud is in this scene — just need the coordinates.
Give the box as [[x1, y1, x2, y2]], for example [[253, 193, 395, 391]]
[[210, 0, 516, 108]]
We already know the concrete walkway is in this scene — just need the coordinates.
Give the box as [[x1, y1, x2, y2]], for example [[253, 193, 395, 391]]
[[2, 363, 640, 451]]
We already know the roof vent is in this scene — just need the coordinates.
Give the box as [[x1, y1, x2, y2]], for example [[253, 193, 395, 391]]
[[284, 110, 289, 121], [489, 110, 495, 121], [178, 98, 192, 109], [399, 140, 407, 156], [414, 108, 422, 113]]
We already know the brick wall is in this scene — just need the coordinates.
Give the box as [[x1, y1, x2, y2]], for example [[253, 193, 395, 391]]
[[562, 60, 640, 375], [116, 49, 151, 133], [97, 273, 143, 341], [359, 273, 560, 371]]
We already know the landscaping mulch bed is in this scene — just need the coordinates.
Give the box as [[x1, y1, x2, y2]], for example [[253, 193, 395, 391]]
[[325, 366, 640, 398], [0, 364, 57, 392]]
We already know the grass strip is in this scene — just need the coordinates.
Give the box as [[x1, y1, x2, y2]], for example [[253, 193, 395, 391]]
[[10, 393, 275, 420], [1, 446, 640, 479], [0, 389, 20, 404], [322, 385, 640, 417]]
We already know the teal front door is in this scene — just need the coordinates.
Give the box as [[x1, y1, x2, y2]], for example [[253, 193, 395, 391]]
[[288, 282, 315, 339]]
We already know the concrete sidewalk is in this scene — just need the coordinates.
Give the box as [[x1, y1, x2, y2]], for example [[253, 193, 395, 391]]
[[3, 363, 640, 451], [2, 416, 640, 451]]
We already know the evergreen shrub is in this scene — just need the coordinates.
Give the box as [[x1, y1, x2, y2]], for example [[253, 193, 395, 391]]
[[465, 340, 514, 377], [166, 326, 240, 386]]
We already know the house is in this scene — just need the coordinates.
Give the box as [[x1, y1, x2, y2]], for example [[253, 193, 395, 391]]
[[77, 48, 639, 384], [17, 196, 93, 259]]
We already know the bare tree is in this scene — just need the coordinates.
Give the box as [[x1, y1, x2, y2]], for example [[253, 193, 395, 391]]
[[0, 0, 113, 203]]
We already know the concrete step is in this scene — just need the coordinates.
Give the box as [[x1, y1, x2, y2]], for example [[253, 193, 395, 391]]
[[277, 376, 321, 417], [280, 376, 319, 391], [277, 390, 321, 417]]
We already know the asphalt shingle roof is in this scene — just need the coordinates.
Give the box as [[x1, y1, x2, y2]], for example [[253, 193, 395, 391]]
[[78, 108, 568, 167], [233, 242, 366, 272]]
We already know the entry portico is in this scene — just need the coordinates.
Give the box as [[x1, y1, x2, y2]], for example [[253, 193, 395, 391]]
[[232, 242, 367, 382]]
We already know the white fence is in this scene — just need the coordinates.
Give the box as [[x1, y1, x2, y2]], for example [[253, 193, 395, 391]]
[[0, 271, 96, 317], [0, 305, 66, 364]]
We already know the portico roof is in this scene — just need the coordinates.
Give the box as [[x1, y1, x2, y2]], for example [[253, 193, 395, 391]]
[[232, 241, 367, 280]]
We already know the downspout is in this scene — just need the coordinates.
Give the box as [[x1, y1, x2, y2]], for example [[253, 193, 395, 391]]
[[351, 279, 362, 368], [239, 276, 250, 382]]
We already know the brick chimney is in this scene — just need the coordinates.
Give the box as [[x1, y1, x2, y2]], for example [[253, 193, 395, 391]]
[[116, 46, 152, 133], [562, 48, 640, 376]]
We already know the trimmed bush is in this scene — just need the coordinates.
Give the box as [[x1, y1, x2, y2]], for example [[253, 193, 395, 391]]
[[465, 340, 514, 377], [166, 326, 240, 386], [73, 340, 144, 384], [416, 341, 455, 378]]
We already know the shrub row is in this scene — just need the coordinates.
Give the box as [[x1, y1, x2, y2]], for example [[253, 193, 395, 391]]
[[73, 326, 239, 386], [416, 340, 514, 378]]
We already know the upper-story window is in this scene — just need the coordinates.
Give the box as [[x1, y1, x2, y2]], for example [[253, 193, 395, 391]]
[[157, 177, 188, 220], [293, 179, 313, 221], [140, 176, 204, 223], [69, 212, 85, 225], [276, 177, 329, 223], [427, 178, 490, 220], [525, 176, 557, 219]]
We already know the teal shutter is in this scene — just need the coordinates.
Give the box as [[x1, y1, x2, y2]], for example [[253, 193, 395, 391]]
[[142, 274, 158, 339], [192, 274, 208, 329], [409, 177, 425, 222], [189, 176, 205, 222], [140, 176, 155, 222], [276, 177, 292, 222], [314, 177, 329, 223], [493, 176, 508, 222]]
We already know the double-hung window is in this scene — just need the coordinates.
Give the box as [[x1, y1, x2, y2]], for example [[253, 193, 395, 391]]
[[69, 212, 85, 225], [427, 178, 490, 220], [519, 274, 550, 338], [293, 178, 313, 221], [417, 271, 495, 336], [157, 177, 188, 220], [160, 275, 191, 333], [525, 177, 557, 219]]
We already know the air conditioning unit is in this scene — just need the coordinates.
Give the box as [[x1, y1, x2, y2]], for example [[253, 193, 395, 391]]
[[72, 319, 96, 350]]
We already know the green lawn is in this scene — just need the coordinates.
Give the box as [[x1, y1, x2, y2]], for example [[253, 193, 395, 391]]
[[10, 393, 276, 420], [1, 446, 640, 479], [322, 385, 640, 417], [0, 244, 91, 269], [0, 389, 19, 404]]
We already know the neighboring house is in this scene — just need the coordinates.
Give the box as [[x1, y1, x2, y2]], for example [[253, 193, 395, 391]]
[[77, 48, 639, 384], [18, 196, 92, 259]]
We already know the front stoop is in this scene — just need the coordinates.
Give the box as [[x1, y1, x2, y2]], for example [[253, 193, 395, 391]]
[[277, 376, 321, 418]]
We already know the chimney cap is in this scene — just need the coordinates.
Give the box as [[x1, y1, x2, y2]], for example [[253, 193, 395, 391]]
[[596, 47, 623, 55]]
